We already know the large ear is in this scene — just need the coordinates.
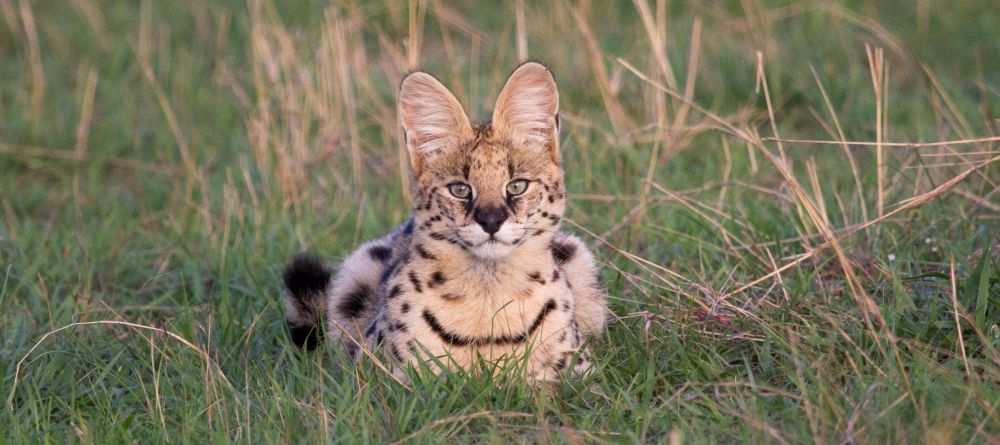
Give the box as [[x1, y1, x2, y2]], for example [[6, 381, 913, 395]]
[[398, 72, 472, 177], [492, 62, 560, 163]]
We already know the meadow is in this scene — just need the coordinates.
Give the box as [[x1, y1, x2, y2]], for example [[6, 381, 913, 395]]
[[2, 0, 999, 442]]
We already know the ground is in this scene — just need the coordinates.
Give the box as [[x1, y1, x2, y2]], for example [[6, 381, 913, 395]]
[[1, 0, 999, 443]]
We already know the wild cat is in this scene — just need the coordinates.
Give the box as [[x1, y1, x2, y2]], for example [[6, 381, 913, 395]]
[[282, 62, 607, 381]]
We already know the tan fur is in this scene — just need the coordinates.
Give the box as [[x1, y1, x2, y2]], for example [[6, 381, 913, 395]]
[[288, 62, 607, 381]]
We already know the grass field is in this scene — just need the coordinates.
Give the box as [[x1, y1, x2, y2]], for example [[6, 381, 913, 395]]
[[2, 0, 999, 442]]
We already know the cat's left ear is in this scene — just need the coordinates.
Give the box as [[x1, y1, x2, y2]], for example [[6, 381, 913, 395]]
[[492, 62, 560, 164]]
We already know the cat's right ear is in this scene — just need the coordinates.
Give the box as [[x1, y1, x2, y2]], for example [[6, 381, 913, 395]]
[[398, 72, 472, 177]]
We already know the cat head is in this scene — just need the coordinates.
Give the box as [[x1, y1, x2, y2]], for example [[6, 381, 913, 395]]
[[399, 62, 565, 259]]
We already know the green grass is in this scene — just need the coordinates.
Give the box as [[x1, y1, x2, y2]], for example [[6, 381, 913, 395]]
[[2, 0, 999, 442]]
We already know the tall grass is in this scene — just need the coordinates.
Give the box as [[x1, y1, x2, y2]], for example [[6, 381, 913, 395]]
[[1, 0, 998, 442]]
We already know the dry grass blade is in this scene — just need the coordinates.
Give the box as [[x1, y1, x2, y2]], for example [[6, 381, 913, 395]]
[[568, 2, 633, 140], [132, 44, 198, 182], [329, 7, 364, 188], [17, 0, 44, 126], [949, 257, 971, 379], [8, 320, 237, 411], [760, 136, 1000, 148], [565, 218, 709, 311], [619, 55, 999, 319], [809, 65, 869, 225], [0, 143, 171, 173], [646, 180, 765, 264], [631, 0, 679, 92], [514, 0, 527, 60], [74, 68, 99, 159], [865, 45, 887, 217], [727, 151, 1000, 298], [618, 58, 747, 139], [323, 318, 413, 390], [391, 411, 532, 444], [0, 0, 20, 43], [755, 52, 882, 333]]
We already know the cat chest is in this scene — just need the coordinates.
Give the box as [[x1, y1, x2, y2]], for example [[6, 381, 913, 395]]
[[387, 269, 571, 345]]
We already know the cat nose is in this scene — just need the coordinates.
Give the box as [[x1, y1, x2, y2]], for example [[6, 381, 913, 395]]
[[473, 207, 508, 235]]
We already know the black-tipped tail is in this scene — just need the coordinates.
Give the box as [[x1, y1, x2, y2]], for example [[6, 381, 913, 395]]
[[283, 253, 331, 350]]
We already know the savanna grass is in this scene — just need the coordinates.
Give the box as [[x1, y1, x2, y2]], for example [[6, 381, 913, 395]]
[[1, 0, 998, 442]]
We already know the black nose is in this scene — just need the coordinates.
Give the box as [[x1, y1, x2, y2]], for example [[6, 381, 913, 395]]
[[473, 207, 508, 235]]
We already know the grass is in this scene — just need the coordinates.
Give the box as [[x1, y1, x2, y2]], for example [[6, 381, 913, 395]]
[[1, 0, 999, 442]]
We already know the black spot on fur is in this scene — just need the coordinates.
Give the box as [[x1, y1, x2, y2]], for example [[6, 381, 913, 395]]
[[390, 342, 403, 361], [427, 189, 439, 211], [421, 299, 557, 346], [415, 243, 437, 260], [400, 302, 412, 314], [402, 218, 415, 235], [558, 331, 568, 343], [368, 245, 391, 263], [393, 321, 408, 333], [528, 271, 546, 285], [379, 264, 396, 284], [552, 269, 561, 281], [421, 310, 467, 346], [428, 271, 446, 288], [387, 284, 404, 299], [283, 254, 331, 301], [548, 194, 555, 203], [553, 355, 568, 372], [551, 240, 577, 265], [441, 293, 462, 302], [364, 320, 378, 337], [337, 284, 371, 319], [380, 251, 410, 284], [288, 325, 323, 350], [408, 270, 423, 293]]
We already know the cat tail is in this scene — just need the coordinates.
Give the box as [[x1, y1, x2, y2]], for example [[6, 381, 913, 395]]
[[282, 253, 331, 350]]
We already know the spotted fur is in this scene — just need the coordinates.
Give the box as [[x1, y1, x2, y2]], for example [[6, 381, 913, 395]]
[[282, 62, 607, 381]]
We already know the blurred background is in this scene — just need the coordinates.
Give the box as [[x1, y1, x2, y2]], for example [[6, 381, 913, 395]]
[[1, 0, 999, 442]]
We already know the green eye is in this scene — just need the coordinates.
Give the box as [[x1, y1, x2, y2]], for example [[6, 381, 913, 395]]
[[506, 179, 529, 196], [448, 182, 472, 199]]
